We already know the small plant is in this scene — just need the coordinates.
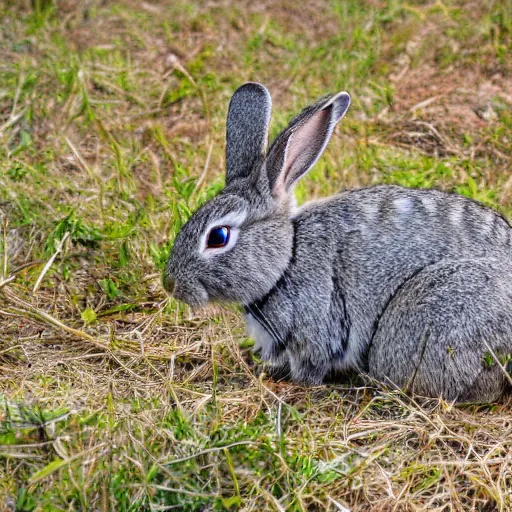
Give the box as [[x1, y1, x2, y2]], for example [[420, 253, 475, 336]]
[[98, 277, 120, 300], [482, 352, 494, 368], [45, 212, 102, 254]]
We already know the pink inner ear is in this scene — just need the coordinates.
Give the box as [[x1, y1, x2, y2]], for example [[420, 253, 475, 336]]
[[282, 107, 331, 189]]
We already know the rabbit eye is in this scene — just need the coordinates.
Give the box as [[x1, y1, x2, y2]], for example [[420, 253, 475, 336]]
[[207, 226, 230, 248]]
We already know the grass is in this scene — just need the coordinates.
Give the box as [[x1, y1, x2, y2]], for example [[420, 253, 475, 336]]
[[1, 0, 512, 510]]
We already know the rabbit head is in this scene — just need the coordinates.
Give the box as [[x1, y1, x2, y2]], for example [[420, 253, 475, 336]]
[[164, 83, 350, 307]]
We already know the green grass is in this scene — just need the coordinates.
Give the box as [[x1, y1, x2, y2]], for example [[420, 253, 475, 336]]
[[1, 0, 512, 510]]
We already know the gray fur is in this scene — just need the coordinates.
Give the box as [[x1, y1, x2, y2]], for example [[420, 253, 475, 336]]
[[226, 82, 271, 184], [369, 258, 512, 402], [164, 82, 512, 402]]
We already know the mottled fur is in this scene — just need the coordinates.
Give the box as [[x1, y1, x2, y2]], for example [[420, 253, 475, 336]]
[[164, 83, 512, 402], [370, 258, 512, 402]]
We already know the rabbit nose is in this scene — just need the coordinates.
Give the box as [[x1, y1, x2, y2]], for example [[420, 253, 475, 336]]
[[163, 273, 176, 295]]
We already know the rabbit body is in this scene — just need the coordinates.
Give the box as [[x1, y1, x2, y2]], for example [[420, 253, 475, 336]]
[[245, 185, 512, 397], [165, 82, 512, 402]]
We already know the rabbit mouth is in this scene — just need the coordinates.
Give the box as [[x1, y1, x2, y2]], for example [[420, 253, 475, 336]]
[[164, 275, 209, 308]]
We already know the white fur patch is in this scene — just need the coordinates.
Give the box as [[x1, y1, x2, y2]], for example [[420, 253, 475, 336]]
[[421, 196, 437, 216], [480, 210, 497, 235], [450, 203, 464, 226], [363, 201, 381, 223], [393, 197, 413, 214], [245, 312, 275, 361]]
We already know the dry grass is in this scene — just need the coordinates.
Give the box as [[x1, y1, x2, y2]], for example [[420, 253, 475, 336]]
[[1, 0, 512, 510]]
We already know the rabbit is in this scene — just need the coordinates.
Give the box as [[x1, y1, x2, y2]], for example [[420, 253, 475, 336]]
[[164, 82, 512, 402]]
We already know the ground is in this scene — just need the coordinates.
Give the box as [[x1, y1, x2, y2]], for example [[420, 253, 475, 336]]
[[1, 0, 512, 510]]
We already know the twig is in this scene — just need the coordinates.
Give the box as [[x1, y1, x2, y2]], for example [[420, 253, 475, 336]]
[[0, 70, 26, 136], [1, 287, 111, 352], [32, 232, 70, 295], [409, 95, 441, 112], [0, 287, 180, 362], [1, 217, 7, 278], [91, 78, 146, 106], [0, 344, 22, 356], [482, 340, 512, 387], [65, 136, 95, 178], [28, 442, 107, 484], [0, 109, 27, 136], [159, 440, 256, 466], [0, 275, 16, 290], [10, 259, 45, 275], [190, 139, 214, 197], [327, 496, 352, 512]]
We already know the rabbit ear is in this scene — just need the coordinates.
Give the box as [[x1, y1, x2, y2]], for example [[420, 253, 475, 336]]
[[226, 82, 272, 184], [266, 92, 350, 198]]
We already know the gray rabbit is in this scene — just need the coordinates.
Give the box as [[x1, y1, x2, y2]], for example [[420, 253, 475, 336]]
[[164, 82, 512, 402]]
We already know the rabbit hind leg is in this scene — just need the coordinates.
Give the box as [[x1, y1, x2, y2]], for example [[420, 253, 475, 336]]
[[368, 259, 512, 402]]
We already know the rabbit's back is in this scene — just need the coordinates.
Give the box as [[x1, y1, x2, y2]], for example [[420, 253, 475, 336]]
[[297, 185, 512, 371], [329, 185, 511, 253]]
